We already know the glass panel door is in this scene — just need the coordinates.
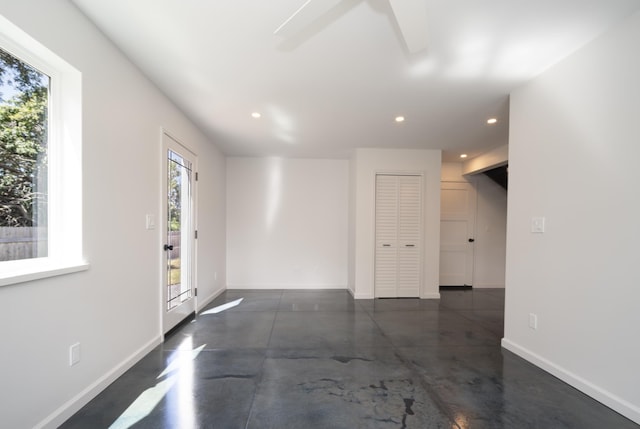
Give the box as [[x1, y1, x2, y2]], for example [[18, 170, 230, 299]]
[[166, 149, 192, 311], [162, 132, 197, 334]]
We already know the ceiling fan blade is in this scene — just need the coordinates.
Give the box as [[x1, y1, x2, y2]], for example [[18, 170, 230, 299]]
[[388, 0, 428, 54], [274, 0, 345, 37]]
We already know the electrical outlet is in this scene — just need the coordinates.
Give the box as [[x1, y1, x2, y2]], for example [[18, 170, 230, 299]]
[[531, 217, 545, 233], [69, 343, 81, 366], [529, 313, 538, 330]]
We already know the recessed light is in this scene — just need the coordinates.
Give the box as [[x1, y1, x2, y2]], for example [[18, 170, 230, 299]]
[[251, 112, 261, 119], [487, 118, 497, 124], [460, 154, 468, 159], [395, 116, 405, 123]]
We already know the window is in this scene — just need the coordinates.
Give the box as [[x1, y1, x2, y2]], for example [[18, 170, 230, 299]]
[[0, 14, 85, 286], [0, 47, 50, 262]]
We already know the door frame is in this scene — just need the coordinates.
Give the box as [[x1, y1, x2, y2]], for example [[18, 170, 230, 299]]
[[160, 129, 198, 335]]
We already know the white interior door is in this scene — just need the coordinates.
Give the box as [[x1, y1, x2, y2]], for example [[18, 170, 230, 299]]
[[440, 182, 476, 286], [396, 176, 421, 296], [374, 174, 422, 298], [162, 132, 197, 334], [374, 175, 399, 297]]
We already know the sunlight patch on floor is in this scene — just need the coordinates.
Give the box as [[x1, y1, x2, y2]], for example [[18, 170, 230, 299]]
[[109, 339, 205, 429], [200, 298, 244, 315]]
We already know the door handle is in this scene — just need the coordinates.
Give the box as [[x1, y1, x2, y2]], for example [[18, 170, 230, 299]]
[[382, 244, 391, 247], [164, 244, 174, 251], [405, 244, 415, 247], [468, 238, 475, 243]]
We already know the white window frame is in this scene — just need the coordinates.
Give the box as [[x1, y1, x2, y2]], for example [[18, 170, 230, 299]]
[[0, 15, 87, 286]]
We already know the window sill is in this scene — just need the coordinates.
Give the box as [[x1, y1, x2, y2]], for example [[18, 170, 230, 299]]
[[0, 260, 89, 287]]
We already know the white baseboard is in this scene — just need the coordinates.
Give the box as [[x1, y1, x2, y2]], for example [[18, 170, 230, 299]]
[[351, 292, 441, 300], [353, 292, 374, 299], [197, 286, 226, 311], [421, 292, 441, 299], [37, 335, 162, 429], [226, 284, 347, 290], [473, 283, 505, 289], [501, 338, 640, 425]]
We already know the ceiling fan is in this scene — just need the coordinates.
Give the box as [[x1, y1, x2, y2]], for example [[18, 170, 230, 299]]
[[273, 0, 429, 54]]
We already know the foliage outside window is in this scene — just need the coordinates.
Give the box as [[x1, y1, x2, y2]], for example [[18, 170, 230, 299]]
[[168, 158, 182, 232], [0, 47, 49, 262]]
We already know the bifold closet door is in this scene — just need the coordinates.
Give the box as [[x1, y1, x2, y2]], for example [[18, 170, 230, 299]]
[[374, 174, 422, 298], [374, 175, 399, 297]]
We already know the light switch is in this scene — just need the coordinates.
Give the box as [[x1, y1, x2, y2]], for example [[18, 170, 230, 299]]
[[531, 217, 545, 233], [69, 342, 80, 366], [529, 313, 538, 330], [146, 214, 156, 230]]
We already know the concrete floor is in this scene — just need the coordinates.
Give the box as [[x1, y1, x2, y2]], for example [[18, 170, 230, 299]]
[[61, 289, 638, 428]]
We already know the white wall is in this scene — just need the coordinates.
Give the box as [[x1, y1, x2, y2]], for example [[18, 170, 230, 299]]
[[226, 157, 349, 289], [442, 162, 507, 288], [348, 154, 358, 295], [0, 2, 226, 427], [352, 148, 442, 299], [504, 11, 640, 423], [475, 176, 507, 288]]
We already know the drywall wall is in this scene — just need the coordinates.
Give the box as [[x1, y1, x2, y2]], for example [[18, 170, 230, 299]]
[[504, 11, 640, 423], [226, 157, 349, 289], [442, 163, 507, 288], [474, 176, 507, 288], [352, 148, 441, 299], [0, 2, 226, 427], [348, 154, 358, 295]]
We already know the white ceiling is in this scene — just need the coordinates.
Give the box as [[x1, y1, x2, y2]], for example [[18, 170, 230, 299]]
[[71, 0, 639, 161]]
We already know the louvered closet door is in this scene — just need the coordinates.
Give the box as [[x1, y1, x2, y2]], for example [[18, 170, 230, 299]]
[[374, 175, 399, 297], [374, 175, 422, 298], [397, 176, 422, 296]]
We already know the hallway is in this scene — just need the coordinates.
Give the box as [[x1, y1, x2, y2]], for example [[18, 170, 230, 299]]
[[61, 289, 638, 428]]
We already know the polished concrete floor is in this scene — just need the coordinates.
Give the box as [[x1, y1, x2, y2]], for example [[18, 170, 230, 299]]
[[62, 289, 638, 428]]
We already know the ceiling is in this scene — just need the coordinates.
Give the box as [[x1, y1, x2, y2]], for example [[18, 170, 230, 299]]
[[71, 0, 639, 161]]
